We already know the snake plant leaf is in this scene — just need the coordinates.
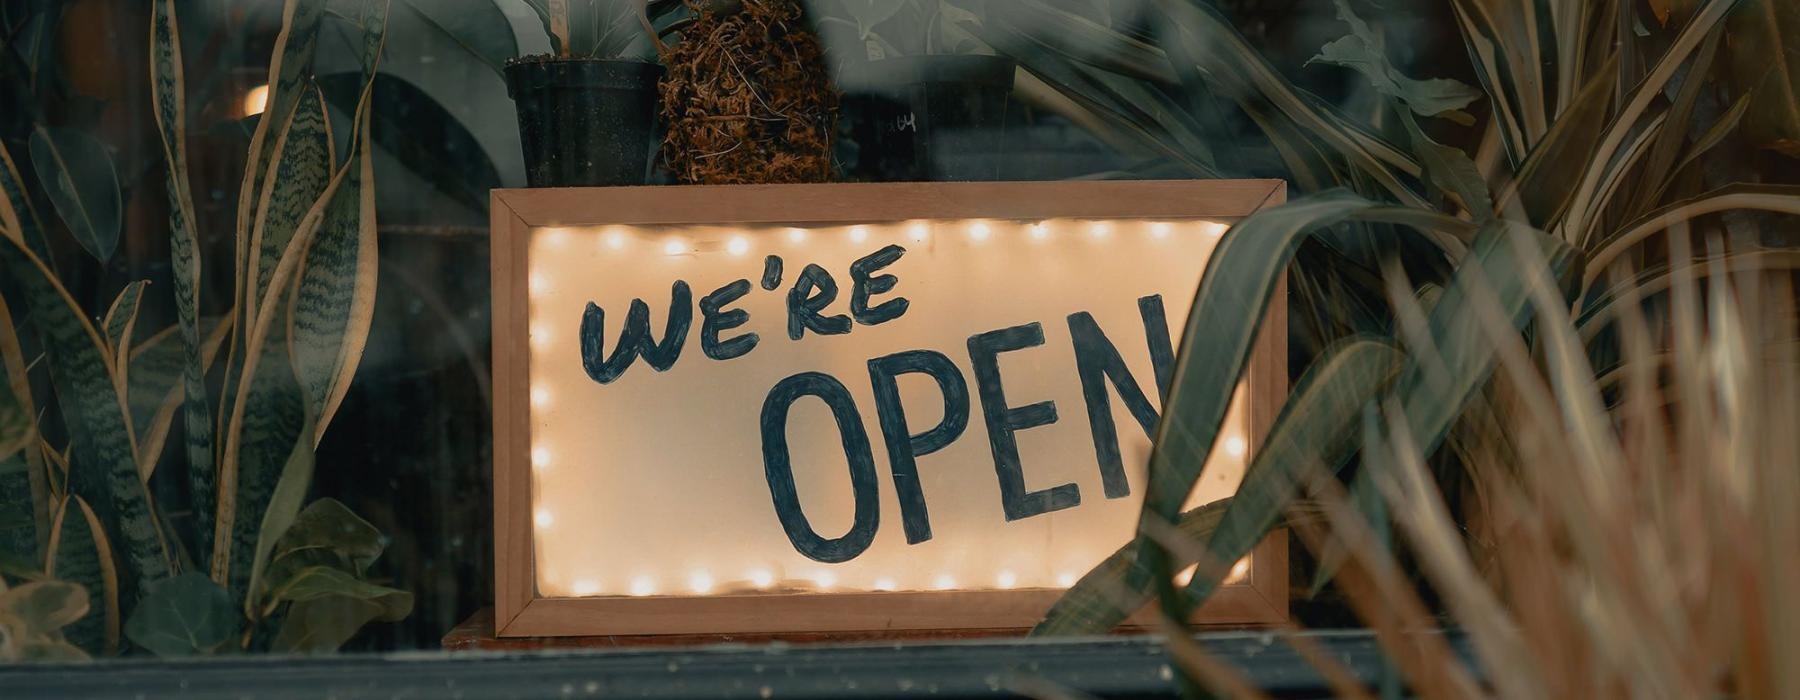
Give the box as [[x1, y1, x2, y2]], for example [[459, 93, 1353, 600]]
[[122, 572, 235, 657], [0, 369, 28, 465], [237, 0, 325, 252], [1309, 0, 1482, 122], [397, 0, 518, 77], [1, 298, 39, 555], [1034, 336, 1403, 635], [45, 495, 119, 654], [1727, 0, 1800, 158], [26, 127, 122, 263], [151, 0, 219, 566], [289, 97, 378, 444], [0, 235, 170, 597], [248, 84, 334, 328], [244, 416, 314, 620], [126, 318, 229, 483], [0, 140, 53, 264], [101, 281, 148, 395], [317, 71, 499, 216]]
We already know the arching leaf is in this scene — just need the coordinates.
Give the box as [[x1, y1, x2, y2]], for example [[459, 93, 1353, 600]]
[[26, 127, 121, 262]]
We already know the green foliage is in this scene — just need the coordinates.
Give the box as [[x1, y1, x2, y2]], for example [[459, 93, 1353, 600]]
[[0, 579, 91, 662], [811, 0, 989, 59], [1021, 0, 1800, 653], [0, 0, 404, 658], [25, 127, 121, 263], [122, 573, 236, 657]]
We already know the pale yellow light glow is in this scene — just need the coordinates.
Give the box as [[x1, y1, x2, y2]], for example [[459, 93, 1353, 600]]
[[1226, 557, 1251, 584], [525, 219, 1252, 599], [1204, 221, 1228, 237], [534, 509, 554, 528], [1224, 435, 1248, 457], [1089, 221, 1112, 238], [848, 225, 869, 243], [1174, 563, 1198, 587], [242, 84, 269, 117], [1150, 222, 1171, 238], [529, 323, 553, 351]]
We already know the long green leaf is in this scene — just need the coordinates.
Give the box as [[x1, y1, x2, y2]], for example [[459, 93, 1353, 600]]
[[397, 0, 518, 77], [1727, 0, 1800, 157], [0, 140, 54, 265], [151, 0, 219, 566], [0, 235, 169, 598], [247, 84, 334, 329], [101, 281, 148, 397], [45, 496, 119, 654], [1034, 336, 1403, 634], [26, 126, 122, 263]]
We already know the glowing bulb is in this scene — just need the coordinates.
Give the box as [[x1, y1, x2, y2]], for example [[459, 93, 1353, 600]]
[[1029, 223, 1049, 241], [1226, 557, 1252, 584], [727, 236, 751, 256], [848, 225, 868, 243], [528, 275, 550, 296], [968, 222, 991, 241], [1056, 571, 1078, 588], [996, 571, 1018, 589], [242, 84, 269, 117], [787, 227, 807, 243], [813, 571, 838, 589], [629, 576, 656, 596], [1174, 563, 1199, 587], [1089, 221, 1112, 238], [534, 509, 554, 528], [530, 386, 551, 409], [572, 579, 601, 596], [1204, 222, 1228, 238], [663, 238, 687, 256], [1224, 435, 1248, 457], [604, 228, 627, 250], [748, 569, 775, 588], [542, 228, 570, 249], [530, 323, 553, 351], [907, 223, 929, 242], [1150, 222, 1171, 238], [872, 577, 897, 591], [932, 574, 956, 590], [531, 447, 551, 470], [689, 571, 714, 594]]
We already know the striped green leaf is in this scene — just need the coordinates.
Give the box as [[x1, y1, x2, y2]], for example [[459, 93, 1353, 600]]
[[0, 235, 170, 599], [1034, 336, 1403, 635], [101, 281, 148, 396], [0, 140, 52, 265], [248, 85, 334, 328], [26, 127, 122, 263], [45, 496, 119, 655], [151, 0, 218, 566]]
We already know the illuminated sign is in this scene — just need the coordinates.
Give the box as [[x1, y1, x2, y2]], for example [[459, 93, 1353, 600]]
[[491, 181, 1288, 637]]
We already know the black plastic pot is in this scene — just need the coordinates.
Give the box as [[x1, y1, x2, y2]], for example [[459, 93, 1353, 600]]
[[505, 58, 662, 187], [839, 54, 1016, 182]]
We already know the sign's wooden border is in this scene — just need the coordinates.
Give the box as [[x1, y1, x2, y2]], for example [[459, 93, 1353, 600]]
[[491, 180, 1290, 638]]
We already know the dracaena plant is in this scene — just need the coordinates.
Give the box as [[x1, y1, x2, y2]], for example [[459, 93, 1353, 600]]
[[1001, 0, 1800, 643], [400, 0, 689, 69], [0, 0, 408, 656], [807, 0, 991, 60]]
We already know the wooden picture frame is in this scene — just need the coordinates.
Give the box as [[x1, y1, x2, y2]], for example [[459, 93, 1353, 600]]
[[490, 180, 1290, 638]]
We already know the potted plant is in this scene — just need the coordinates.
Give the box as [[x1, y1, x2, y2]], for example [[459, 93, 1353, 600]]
[[504, 0, 690, 186], [812, 0, 1014, 181]]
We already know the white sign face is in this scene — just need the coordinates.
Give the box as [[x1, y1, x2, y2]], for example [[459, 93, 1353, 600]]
[[522, 216, 1253, 600]]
